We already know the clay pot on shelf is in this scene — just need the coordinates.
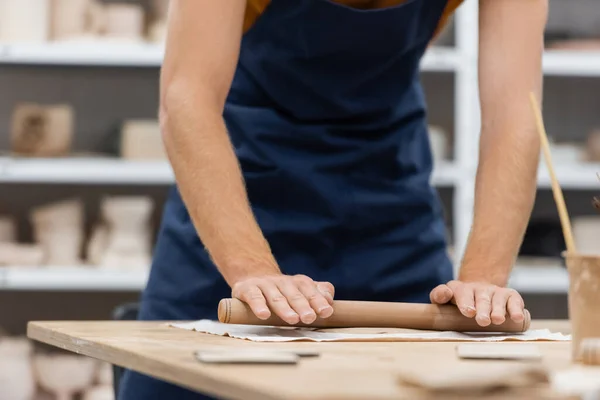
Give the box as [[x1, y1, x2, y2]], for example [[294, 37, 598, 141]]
[[50, 0, 99, 41], [82, 385, 113, 400], [120, 120, 167, 160], [148, 0, 169, 43], [31, 199, 84, 266], [102, 4, 145, 41], [0, 216, 16, 243], [95, 196, 154, 269], [96, 362, 112, 386], [0, 337, 36, 400], [0, 0, 50, 43], [11, 103, 74, 158], [34, 354, 98, 400], [586, 129, 600, 162], [0, 243, 44, 266]]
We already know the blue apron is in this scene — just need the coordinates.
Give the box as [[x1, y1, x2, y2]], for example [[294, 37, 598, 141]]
[[119, 0, 453, 398]]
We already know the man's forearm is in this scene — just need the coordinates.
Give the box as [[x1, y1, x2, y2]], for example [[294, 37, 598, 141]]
[[460, 0, 548, 285], [161, 95, 279, 285]]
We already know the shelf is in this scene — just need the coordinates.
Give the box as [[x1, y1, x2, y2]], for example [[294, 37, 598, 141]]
[[0, 157, 174, 185], [0, 41, 458, 71], [420, 47, 460, 72], [508, 265, 568, 294], [0, 267, 149, 291], [0, 157, 461, 186], [0, 41, 164, 67], [537, 163, 600, 189], [431, 160, 461, 186], [543, 50, 600, 77]]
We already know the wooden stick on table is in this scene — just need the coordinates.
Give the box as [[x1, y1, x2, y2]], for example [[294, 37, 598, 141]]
[[529, 92, 577, 254], [219, 298, 532, 333]]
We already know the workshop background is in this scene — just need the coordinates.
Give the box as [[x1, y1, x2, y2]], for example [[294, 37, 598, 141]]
[[0, 0, 598, 399]]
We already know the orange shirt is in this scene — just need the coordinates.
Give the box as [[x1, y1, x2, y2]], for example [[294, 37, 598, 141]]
[[243, 0, 463, 36]]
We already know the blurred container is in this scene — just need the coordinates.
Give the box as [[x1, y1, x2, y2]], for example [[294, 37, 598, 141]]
[[0, 217, 16, 243], [0, 0, 49, 43], [11, 103, 74, 157], [50, 0, 97, 41], [0, 243, 44, 266], [31, 199, 84, 266], [564, 254, 600, 361], [585, 129, 600, 162], [120, 120, 167, 160], [34, 354, 98, 400], [104, 4, 144, 41], [0, 337, 36, 400]]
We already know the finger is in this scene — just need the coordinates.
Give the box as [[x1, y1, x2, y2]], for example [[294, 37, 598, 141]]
[[257, 281, 299, 325], [490, 290, 511, 325], [295, 276, 333, 318], [474, 287, 493, 327], [507, 292, 525, 323], [316, 282, 335, 305], [233, 284, 271, 320], [448, 282, 476, 318], [276, 279, 316, 324], [429, 284, 453, 304]]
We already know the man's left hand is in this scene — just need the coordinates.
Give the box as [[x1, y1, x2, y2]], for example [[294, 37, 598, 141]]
[[429, 280, 525, 327]]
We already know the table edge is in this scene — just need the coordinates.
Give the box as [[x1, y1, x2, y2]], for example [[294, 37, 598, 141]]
[[26, 321, 285, 400]]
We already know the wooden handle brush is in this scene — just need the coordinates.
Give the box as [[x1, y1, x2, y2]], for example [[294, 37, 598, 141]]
[[529, 92, 577, 254], [218, 298, 531, 333]]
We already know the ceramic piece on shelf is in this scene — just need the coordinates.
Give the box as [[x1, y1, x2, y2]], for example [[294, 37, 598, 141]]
[[148, 20, 167, 43], [82, 385, 113, 400], [120, 120, 167, 161], [573, 216, 600, 255], [0, 243, 44, 266], [148, 0, 169, 43], [151, 0, 170, 21], [96, 362, 112, 386], [0, 0, 50, 43], [103, 3, 145, 41], [586, 129, 600, 162], [428, 125, 448, 161], [30, 199, 84, 266], [11, 103, 74, 157], [50, 0, 98, 41], [86, 224, 109, 266], [99, 196, 154, 270], [0, 217, 16, 243], [0, 337, 36, 400], [34, 354, 98, 400]]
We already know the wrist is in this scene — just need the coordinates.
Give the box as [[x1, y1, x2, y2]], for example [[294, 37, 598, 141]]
[[217, 252, 282, 287], [458, 261, 510, 287]]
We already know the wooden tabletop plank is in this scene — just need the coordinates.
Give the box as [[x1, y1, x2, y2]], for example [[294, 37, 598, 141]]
[[27, 320, 579, 400]]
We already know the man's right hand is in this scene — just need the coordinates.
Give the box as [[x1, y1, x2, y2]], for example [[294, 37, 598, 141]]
[[231, 274, 335, 325]]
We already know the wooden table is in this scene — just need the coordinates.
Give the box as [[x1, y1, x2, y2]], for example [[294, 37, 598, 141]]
[[26, 320, 595, 400]]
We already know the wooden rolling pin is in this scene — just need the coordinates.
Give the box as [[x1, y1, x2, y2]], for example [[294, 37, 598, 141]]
[[218, 298, 531, 333]]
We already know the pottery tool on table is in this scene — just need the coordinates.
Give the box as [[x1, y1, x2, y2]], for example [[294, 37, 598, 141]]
[[194, 346, 319, 365], [218, 298, 531, 333], [456, 343, 542, 361], [195, 351, 300, 365]]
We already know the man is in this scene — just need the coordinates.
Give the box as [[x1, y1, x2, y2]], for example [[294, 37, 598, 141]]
[[119, 0, 548, 398]]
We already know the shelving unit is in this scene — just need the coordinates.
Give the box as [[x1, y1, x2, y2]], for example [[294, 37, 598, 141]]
[[0, 267, 149, 291], [1, 1, 598, 298]]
